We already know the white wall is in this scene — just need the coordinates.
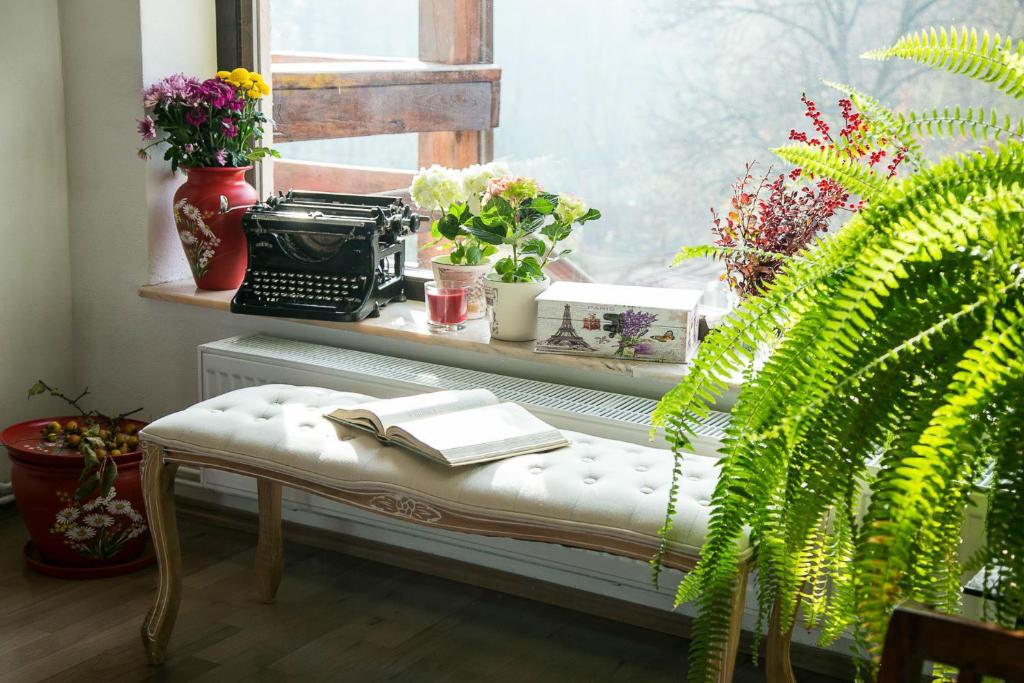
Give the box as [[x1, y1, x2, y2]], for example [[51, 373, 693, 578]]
[[0, 0, 74, 481]]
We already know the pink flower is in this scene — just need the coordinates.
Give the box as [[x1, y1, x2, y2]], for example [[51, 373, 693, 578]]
[[185, 108, 207, 127], [214, 149, 227, 166], [137, 116, 156, 140], [183, 143, 195, 154], [222, 120, 238, 138]]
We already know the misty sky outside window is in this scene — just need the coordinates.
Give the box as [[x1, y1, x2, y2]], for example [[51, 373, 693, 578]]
[[271, 0, 1024, 306]]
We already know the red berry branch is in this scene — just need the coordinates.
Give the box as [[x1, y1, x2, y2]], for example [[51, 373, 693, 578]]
[[711, 96, 907, 300]]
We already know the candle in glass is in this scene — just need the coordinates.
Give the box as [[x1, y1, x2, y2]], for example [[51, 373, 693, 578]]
[[425, 281, 469, 332]]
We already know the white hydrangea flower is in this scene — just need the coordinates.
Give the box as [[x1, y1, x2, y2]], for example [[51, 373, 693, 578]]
[[461, 161, 510, 214], [409, 164, 466, 212], [554, 193, 588, 225]]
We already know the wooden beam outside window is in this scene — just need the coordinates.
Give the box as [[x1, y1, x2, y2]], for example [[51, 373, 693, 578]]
[[417, 0, 495, 169]]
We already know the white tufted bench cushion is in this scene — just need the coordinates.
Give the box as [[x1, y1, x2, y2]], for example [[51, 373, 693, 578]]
[[140, 384, 748, 560]]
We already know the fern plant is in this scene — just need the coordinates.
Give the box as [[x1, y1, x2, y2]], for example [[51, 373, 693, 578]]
[[655, 26, 1024, 681]]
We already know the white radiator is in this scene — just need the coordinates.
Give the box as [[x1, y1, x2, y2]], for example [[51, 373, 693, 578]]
[[186, 334, 731, 617]]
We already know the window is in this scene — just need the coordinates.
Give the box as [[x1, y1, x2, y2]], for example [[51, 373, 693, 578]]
[[260, 0, 1024, 305]]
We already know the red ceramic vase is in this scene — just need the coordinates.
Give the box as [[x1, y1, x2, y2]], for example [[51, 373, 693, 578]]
[[173, 166, 257, 290], [3, 417, 150, 569]]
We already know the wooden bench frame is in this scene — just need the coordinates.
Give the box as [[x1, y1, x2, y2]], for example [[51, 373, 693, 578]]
[[139, 442, 773, 682]]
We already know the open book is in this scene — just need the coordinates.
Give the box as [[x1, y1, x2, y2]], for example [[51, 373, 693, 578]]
[[325, 389, 569, 467]]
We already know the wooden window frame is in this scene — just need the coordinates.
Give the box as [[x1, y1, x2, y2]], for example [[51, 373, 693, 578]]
[[216, 0, 500, 298]]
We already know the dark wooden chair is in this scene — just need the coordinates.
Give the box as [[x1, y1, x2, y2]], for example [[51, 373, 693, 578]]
[[878, 602, 1024, 682]]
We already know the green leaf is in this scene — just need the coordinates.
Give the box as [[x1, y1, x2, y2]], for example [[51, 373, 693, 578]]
[[27, 381, 46, 398], [75, 473, 100, 502], [494, 257, 514, 275], [464, 220, 506, 245], [527, 196, 555, 214], [100, 460, 118, 500], [437, 212, 464, 240], [520, 238, 546, 256]]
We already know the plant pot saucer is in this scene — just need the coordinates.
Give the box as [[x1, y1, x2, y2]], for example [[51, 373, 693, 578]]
[[22, 541, 156, 579]]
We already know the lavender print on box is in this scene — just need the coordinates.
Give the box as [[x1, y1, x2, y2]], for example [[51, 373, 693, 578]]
[[533, 282, 702, 363]]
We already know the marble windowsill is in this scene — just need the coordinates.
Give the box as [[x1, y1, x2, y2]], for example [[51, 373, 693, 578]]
[[137, 279, 705, 388]]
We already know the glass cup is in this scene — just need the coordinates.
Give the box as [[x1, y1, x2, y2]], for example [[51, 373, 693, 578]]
[[425, 281, 469, 332]]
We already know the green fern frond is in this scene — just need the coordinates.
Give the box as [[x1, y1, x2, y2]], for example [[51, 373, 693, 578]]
[[863, 26, 1024, 99], [671, 243, 790, 268], [772, 144, 887, 198], [898, 107, 1024, 141]]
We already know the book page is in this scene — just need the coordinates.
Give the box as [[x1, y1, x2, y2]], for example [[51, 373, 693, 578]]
[[338, 389, 499, 433], [387, 403, 568, 465]]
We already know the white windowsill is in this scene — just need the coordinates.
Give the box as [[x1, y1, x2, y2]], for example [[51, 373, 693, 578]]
[[139, 280, 737, 402]]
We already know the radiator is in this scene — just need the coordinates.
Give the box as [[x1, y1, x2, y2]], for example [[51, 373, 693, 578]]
[[186, 334, 731, 616]]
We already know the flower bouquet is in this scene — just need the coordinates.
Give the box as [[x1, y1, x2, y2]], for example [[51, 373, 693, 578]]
[[137, 68, 278, 290]]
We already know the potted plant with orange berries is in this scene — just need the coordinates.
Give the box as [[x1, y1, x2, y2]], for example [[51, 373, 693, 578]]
[[137, 67, 278, 290], [0, 381, 152, 578]]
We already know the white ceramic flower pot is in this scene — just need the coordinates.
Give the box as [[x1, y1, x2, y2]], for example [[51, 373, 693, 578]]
[[483, 274, 551, 342], [431, 256, 492, 320]]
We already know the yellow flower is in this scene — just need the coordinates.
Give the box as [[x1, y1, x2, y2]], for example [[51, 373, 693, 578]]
[[216, 70, 231, 80], [247, 87, 262, 99], [230, 67, 250, 83], [250, 72, 264, 83], [257, 81, 270, 95]]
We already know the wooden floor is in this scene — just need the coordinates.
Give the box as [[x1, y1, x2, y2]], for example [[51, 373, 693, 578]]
[[0, 504, 849, 682]]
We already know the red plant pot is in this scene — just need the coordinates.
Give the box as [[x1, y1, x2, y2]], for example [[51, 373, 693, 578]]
[[173, 165, 257, 290], [2, 417, 150, 569]]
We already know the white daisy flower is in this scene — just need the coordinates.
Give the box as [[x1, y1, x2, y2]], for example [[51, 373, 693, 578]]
[[103, 487, 117, 502], [56, 507, 80, 525], [106, 499, 134, 516], [65, 526, 96, 541], [84, 513, 114, 528], [128, 510, 144, 523]]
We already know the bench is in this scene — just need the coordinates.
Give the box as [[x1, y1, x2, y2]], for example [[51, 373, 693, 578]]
[[137, 384, 753, 680]]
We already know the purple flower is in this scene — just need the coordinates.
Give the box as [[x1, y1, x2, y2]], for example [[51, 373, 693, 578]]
[[214, 149, 227, 166], [142, 73, 201, 107], [136, 116, 156, 140], [619, 309, 657, 341], [185, 107, 207, 127], [633, 343, 654, 355], [221, 120, 238, 138]]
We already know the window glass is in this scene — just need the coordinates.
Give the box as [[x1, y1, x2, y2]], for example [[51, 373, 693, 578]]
[[270, 0, 1024, 300]]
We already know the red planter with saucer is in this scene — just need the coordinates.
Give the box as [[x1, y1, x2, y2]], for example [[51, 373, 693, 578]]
[[2, 417, 154, 578]]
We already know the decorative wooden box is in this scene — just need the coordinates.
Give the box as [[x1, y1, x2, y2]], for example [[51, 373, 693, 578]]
[[533, 282, 702, 363]]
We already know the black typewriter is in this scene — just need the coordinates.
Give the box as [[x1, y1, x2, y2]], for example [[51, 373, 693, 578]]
[[230, 190, 419, 322]]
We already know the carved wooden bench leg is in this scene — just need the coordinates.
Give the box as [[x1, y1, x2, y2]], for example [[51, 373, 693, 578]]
[[255, 479, 283, 603], [766, 596, 797, 683], [139, 443, 181, 666], [716, 562, 751, 683]]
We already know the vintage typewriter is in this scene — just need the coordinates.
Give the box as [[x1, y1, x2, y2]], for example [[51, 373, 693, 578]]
[[230, 190, 419, 322]]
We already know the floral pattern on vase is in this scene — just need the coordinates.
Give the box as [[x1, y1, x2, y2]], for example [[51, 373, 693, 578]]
[[49, 487, 148, 561], [173, 198, 221, 280]]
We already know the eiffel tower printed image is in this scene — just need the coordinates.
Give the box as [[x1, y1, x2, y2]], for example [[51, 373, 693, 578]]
[[538, 304, 595, 351]]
